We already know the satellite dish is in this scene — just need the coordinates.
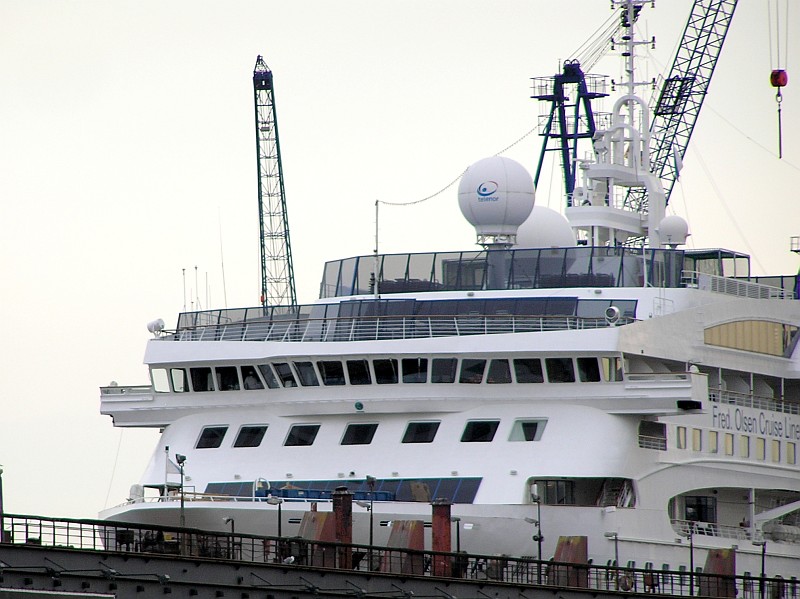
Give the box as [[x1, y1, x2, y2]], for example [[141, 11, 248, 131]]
[[658, 215, 689, 248], [515, 206, 576, 248]]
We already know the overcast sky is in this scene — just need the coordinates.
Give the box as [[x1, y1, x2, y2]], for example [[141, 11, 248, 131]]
[[1, 1, 797, 520]]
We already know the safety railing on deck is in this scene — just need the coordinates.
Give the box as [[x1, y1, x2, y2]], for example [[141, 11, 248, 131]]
[[709, 388, 800, 416], [682, 271, 794, 300], [1, 514, 795, 597]]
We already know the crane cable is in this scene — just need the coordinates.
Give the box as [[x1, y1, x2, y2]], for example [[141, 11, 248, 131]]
[[768, 0, 790, 158]]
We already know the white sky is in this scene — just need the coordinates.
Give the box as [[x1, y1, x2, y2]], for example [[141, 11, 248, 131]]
[[0, 1, 798, 519]]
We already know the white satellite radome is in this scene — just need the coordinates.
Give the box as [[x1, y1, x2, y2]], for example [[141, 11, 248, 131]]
[[658, 215, 690, 248], [147, 318, 165, 336], [458, 156, 535, 246], [516, 206, 576, 248]]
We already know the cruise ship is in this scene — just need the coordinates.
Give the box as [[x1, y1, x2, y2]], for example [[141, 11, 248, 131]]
[[99, 0, 800, 580]]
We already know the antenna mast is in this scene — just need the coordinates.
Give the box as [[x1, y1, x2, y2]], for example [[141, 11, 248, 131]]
[[253, 56, 297, 309]]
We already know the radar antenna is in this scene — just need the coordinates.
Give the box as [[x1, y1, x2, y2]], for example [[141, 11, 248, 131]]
[[253, 56, 297, 308]]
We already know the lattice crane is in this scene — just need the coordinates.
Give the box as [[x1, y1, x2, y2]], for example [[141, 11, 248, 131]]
[[253, 56, 297, 308]]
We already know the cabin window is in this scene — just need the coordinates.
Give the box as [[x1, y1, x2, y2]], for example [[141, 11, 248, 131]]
[[676, 426, 687, 449], [317, 361, 346, 385], [374, 359, 399, 384], [234, 425, 267, 448], [169, 368, 188, 392], [402, 421, 440, 444], [459, 359, 486, 384], [461, 420, 500, 443], [740, 435, 750, 458], [509, 419, 546, 441], [241, 366, 264, 390], [273, 363, 298, 388], [685, 496, 716, 524], [545, 358, 575, 383], [285, 424, 321, 446], [346, 360, 372, 385], [151, 368, 170, 393], [341, 423, 379, 445], [577, 357, 601, 382], [402, 358, 428, 383], [601, 357, 624, 381], [514, 358, 544, 383], [216, 366, 240, 391], [293, 362, 320, 386], [772, 440, 781, 463], [788, 442, 796, 465], [196, 426, 228, 449], [190, 367, 214, 392], [724, 433, 734, 455], [755, 437, 766, 461], [708, 431, 719, 453], [535, 479, 575, 505], [487, 359, 512, 384], [431, 358, 457, 383], [692, 428, 702, 452], [257, 364, 280, 389]]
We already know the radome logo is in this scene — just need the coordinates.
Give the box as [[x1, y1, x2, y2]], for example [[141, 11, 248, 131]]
[[476, 181, 499, 201]]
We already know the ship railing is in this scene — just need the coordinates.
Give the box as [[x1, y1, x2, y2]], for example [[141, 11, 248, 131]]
[[671, 518, 754, 542], [166, 314, 634, 343], [99, 384, 152, 397], [682, 271, 794, 300], [709, 388, 800, 416], [1, 513, 792, 597]]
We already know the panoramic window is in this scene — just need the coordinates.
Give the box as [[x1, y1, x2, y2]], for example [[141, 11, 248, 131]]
[[285, 424, 321, 446], [431, 358, 457, 383], [402, 358, 428, 383], [402, 421, 440, 444], [341, 423, 379, 445], [273, 363, 298, 388], [509, 419, 546, 442], [317, 361, 346, 386], [151, 368, 170, 393], [374, 359, 399, 384], [171, 368, 188, 393], [241, 366, 264, 390], [704, 320, 799, 357], [190, 367, 214, 392], [514, 358, 544, 383], [487, 359, 512, 384], [577, 357, 601, 382], [459, 359, 486, 384], [346, 360, 372, 385], [293, 361, 320, 387], [196, 426, 228, 449], [216, 366, 240, 391], [257, 364, 280, 389], [234, 425, 268, 448], [461, 420, 500, 442], [545, 358, 575, 383]]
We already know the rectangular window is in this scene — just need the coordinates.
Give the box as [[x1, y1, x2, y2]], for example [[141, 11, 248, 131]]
[[601, 357, 623, 382], [487, 359, 512, 384], [196, 426, 228, 449], [216, 366, 240, 391], [509, 419, 546, 442], [341, 423, 379, 445], [402, 358, 428, 383], [241, 366, 264, 390], [740, 435, 750, 458], [459, 359, 486, 384], [191, 367, 214, 392], [374, 359, 399, 384], [755, 437, 766, 461], [273, 363, 298, 388], [685, 495, 717, 523], [151, 368, 170, 393], [514, 358, 544, 383], [257, 364, 280, 389], [772, 439, 781, 463], [402, 421, 440, 443], [692, 428, 702, 452], [709, 431, 719, 453], [788, 442, 796, 465], [724, 433, 734, 456], [545, 358, 575, 383], [431, 358, 457, 383], [536, 479, 575, 505], [460, 420, 500, 442], [347, 360, 372, 385], [293, 362, 320, 386], [170, 368, 188, 392], [677, 426, 687, 449], [285, 424, 321, 446], [234, 425, 268, 448], [317, 361, 346, 386], [577, 357, 601, 382]]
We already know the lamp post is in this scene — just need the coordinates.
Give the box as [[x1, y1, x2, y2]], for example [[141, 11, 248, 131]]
[[224, 517, 235, 559], [604, 532, 619, 589], [527, 483, 544, 583], [0, 465, 5, 543], [267, 497, 283, 538], [175, 454, 186, 529], [754, 540, 767, 599], [688, 529, 695, 597]]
